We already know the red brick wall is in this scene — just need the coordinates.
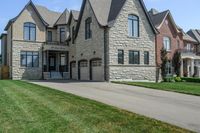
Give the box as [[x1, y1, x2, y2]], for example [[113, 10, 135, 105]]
[[156, 15, 184, 66]]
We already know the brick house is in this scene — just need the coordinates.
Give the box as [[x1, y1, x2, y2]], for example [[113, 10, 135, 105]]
[[149, 9, 200, 78], [0, 0, 157, 81]]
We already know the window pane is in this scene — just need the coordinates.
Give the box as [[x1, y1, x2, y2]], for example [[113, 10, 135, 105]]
[[128, 19, 133, 36], [144, 51, 149, 65], [48, 31, 52, 42], [30, 27, 36, 41], [134, 51, 139, 64], [133, 20, 139, 37], [24, 27, 29, 40], [118, 50, 124, 64], [33, 55, 39, 67], [21, 52, 26, 67], [27, 55, 32, 67], [60, 28, 65, 42]]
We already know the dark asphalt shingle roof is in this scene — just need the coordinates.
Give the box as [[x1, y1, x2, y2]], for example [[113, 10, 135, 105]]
[[149, 9, 169, 28], [187, 30, 200, 43]]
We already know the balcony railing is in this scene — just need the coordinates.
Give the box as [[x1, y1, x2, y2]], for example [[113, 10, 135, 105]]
[[45, 41, 68, 46], [178, 49, 199, 57]]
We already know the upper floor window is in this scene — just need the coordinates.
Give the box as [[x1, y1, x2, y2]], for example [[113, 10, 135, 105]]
[[60, 28, 65, 43], [85, 17, 92, 40], [47, 31, 52, 42], [24, 22, 36, 41], [72, 26, 75, 44], [163, 37, 171, 51], [186, 43, 192, 51], [129, 50, 140, 64], [128, 15, 139, 37]]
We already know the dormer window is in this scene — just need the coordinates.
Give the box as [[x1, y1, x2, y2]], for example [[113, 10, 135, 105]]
[[85, 17, 92, 40], [24, 22, 36, 41], [128, 15, 139, 37]]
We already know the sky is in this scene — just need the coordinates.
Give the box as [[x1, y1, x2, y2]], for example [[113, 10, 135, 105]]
[[0, 0, 200, 53]]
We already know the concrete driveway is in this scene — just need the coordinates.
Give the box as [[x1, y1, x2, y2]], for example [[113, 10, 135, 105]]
[[30, 80, 200, 132]]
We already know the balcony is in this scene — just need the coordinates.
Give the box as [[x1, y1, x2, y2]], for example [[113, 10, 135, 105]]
[[179, 49, 200, 59], [43, 41, 69, 51]]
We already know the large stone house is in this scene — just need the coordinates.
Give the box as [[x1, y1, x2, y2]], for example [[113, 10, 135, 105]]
[[149, 9, 200, 78], [0, 0, 157, 81]]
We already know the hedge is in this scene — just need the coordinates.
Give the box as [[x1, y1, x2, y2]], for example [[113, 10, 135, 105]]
[[181, 77, 200, 83]]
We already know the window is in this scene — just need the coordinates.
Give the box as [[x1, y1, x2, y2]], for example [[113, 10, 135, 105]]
[[72, 26, 75, 44], [20, 51, 39, 67], [118, 50, 124, 64], [24, 22, 36, 41], [186, 43, 192, 51], [47, 31, 52, 42], [80, 61, 88, 67], [92, 60, 102, 67], [60, 28, 65, 43], [144, 51, 149, 65], [129, 51, 140, 64], [163, 37, 171, 51], [85, 18, 92, 39], [166, 61, 173, 75], [177, 40, 180, 49], [60, 54, 66, 66], [128, 15, 139, 37]]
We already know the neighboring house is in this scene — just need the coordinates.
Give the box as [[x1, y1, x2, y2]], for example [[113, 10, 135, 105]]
[[0, 0, 157, 81], [149, 9, 200, 78]]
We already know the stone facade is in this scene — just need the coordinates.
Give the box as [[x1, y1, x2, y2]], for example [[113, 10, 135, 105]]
[[108, 0, 156, 81], [75, 0, 105, 80]]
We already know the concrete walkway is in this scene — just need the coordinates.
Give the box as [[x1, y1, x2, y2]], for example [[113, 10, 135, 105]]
[[30, 80, 200, 132]]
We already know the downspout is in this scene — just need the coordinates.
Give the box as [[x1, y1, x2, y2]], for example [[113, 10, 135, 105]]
[[10, 24, 13, 79], [104, 27, 108, 81]]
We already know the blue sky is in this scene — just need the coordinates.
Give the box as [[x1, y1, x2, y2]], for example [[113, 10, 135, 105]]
[[0, 0, 200, 53]]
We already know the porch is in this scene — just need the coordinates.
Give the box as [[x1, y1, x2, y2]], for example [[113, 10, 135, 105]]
[[43, 51, 69, 80]]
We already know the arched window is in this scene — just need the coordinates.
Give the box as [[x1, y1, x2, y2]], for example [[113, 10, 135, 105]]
[[128, 15, 139, 37], [24, 22, 36, 41], [163, 37, 171, 51]]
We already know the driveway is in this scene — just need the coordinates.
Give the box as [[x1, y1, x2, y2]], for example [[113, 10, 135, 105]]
[[30, 80, 200, 132]]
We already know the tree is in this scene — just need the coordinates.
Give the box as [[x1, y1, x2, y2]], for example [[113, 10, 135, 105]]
[[173, 51, 181, 76], [160, 48, 168, 79]]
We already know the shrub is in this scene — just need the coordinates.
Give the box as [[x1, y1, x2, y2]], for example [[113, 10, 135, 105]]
[[163, 76, 175, 82], [181, 77, 200, 83], [174, 77, 182, 82]]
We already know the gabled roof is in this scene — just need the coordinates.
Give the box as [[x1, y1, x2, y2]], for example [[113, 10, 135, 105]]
[[4, 1, 63, 30], [149, 9, 180, 33], [76, 0, 157, 37], [54, 9, 70, 26], [71, 10, 80, 21], [187, 29, 200, 43], [5, 1, 49, 30], [35, 5, 62, 27], [183, 32, 198, 43]]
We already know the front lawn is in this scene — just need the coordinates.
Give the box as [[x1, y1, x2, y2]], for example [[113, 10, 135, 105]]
[[0, 80, 190, 133], [113, 82, 200, 96]]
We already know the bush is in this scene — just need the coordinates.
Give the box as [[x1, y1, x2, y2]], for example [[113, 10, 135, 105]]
[[174, 77, 182, 82], [163, 76, 175, 82], [181, 77, 200, 83]]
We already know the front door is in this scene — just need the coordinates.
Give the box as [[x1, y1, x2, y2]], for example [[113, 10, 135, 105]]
[[49, 54, 56, 72]]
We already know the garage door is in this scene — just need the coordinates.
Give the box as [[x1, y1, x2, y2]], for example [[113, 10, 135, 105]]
[[91, 60, 104, 81], [79, 61, 89, 80], [71, 62, 76, 80]]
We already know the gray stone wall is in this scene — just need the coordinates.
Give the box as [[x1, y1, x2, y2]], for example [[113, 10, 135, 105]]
[[108, 0, 156, 81], [75, 0, 105, 80], [12, 41, 43, 80]]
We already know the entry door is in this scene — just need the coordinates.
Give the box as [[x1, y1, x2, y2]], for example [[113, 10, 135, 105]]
[[49, 55, 56, 72]]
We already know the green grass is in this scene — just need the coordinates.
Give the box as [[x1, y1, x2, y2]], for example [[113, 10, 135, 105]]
[[0, 80, 191, 133], [113, 82, 200, 96]]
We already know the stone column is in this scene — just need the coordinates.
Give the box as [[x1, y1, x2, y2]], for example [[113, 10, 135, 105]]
[[191, 59, 194, 77], [46, 51, 49, 72]]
